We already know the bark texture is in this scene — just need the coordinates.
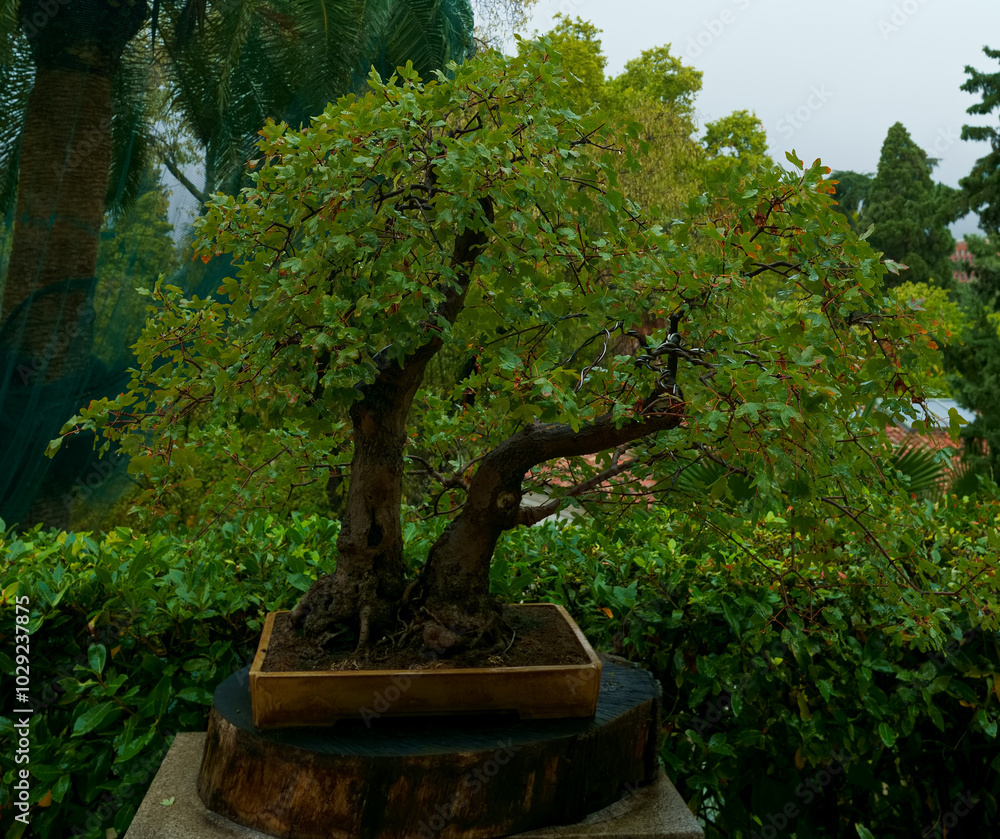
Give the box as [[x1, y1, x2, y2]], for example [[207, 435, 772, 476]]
[[291, 200, 493, 651], [2, 1, 147, 529], [414, 408, 685, 651], [4, 0, 148, 363], [199, 656, 661, 839]]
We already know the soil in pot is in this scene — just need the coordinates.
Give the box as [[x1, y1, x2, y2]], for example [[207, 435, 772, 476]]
[[260, 603, 592, 672]]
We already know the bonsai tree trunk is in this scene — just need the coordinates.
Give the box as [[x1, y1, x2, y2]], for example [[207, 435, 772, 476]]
[[291, 200, 493, 652], [290, 376, 416, 650], [413, 410, 685, 654], [289, 179, 690, 658]]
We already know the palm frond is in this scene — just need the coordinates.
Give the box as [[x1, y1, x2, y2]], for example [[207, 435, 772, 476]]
[[0, 33, 33, 220], [891, 442, 952, 499], [106, 36, 155, 219], [380, 0, 475, 80], [163, 0, 474, 196], [671, 457, 755, 506]]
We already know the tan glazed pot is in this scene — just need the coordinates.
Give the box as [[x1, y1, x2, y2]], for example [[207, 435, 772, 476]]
[[249, 603, 603, 729]]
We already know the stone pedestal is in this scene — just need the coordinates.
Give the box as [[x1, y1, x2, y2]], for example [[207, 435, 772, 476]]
[[124, 733, 703, 839]]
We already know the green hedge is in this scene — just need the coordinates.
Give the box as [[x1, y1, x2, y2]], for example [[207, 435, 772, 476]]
[[2, 499, 999, 838], [498, 499, 1000, 838], [0, 514, 337, 839]]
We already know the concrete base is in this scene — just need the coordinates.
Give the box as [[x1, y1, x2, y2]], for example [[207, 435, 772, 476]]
[[124, 732, 703, 839]]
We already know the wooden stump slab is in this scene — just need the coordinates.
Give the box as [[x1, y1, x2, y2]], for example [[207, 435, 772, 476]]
[[197, 657, 661, 839]]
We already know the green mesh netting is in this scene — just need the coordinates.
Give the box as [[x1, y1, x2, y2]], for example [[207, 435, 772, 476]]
[[0, 0, 475, 529]]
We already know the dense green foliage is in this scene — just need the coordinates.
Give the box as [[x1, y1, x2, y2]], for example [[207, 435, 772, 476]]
[[960, 46, 1000, 235], [828, 170, 872, 232], [65, 43, 945, 593], [504, 504, 1000, 838], [0, 514, 337, 839], [2, 493, 998, 838], [860, 122, 957, 288], [943, 235, 1000, 477]]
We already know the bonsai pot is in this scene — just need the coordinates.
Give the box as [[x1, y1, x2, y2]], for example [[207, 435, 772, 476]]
[[249, 603, 602, 728]]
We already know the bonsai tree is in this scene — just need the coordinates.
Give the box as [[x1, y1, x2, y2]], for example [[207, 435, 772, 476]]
[[64, 41, 938, 658]]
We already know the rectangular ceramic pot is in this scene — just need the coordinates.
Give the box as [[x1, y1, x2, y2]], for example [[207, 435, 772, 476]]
[[249, 603, 602, 729]]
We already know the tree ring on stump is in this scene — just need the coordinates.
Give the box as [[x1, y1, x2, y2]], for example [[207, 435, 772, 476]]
[[197, 658, 662, 839]]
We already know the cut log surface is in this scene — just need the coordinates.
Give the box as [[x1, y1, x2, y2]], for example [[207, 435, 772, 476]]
[[197, 657, 661, 839]]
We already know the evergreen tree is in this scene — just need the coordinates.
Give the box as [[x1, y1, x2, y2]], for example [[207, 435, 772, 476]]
[[944, 235, 1000, 476], [959, 46, 1000, 235], [828, 170, 873, 232], [860, 122, 958, 288]]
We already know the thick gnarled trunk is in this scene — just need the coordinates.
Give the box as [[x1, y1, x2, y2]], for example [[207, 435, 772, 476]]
[[415, 410, 686, 654], [291, 378, 417, 649], [289, 191, 684, 658], [291, 201, 494, 652]]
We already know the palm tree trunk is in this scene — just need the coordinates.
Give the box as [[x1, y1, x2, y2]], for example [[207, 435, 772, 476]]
[[1, 0, 147, 528], [2, 66, 112, 377]]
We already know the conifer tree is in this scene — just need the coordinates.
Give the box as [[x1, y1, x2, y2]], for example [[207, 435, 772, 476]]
[[861, 122, 958, 288], [960, 46, 1000, 235]]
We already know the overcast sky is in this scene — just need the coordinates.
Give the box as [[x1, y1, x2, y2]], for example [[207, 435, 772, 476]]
[[511, 0, 1000, 238]]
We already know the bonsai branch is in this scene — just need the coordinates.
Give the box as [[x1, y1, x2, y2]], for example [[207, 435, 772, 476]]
[[517, 449, 634, 526]]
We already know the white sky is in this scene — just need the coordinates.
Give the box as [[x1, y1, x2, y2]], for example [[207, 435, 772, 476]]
[[512, 0, 1000, 238]]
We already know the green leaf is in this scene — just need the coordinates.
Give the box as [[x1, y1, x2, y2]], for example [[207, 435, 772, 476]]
[[118, 727, 157, 763], [877, 722, 897, 748], [793, 345, 825, 366], [88, 643, 107, 676], [72, 703, 122, 737]]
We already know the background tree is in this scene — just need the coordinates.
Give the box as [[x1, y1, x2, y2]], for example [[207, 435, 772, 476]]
[[539, 15, 606, 113], [959, 45, 1000, 235], [542, 16, 706, 220], [701, 109, 772, 171], [943, 235, 1000, 477], [68, 44, 938, 659], [0, 0, 477, 527], [939, 47, 1000, 482], [859, 121, 958, 288], [92, 164, 179, 364], [470, 0, 535, 46], [894, 280, 969, 397], [828, 169, 873, 232]]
